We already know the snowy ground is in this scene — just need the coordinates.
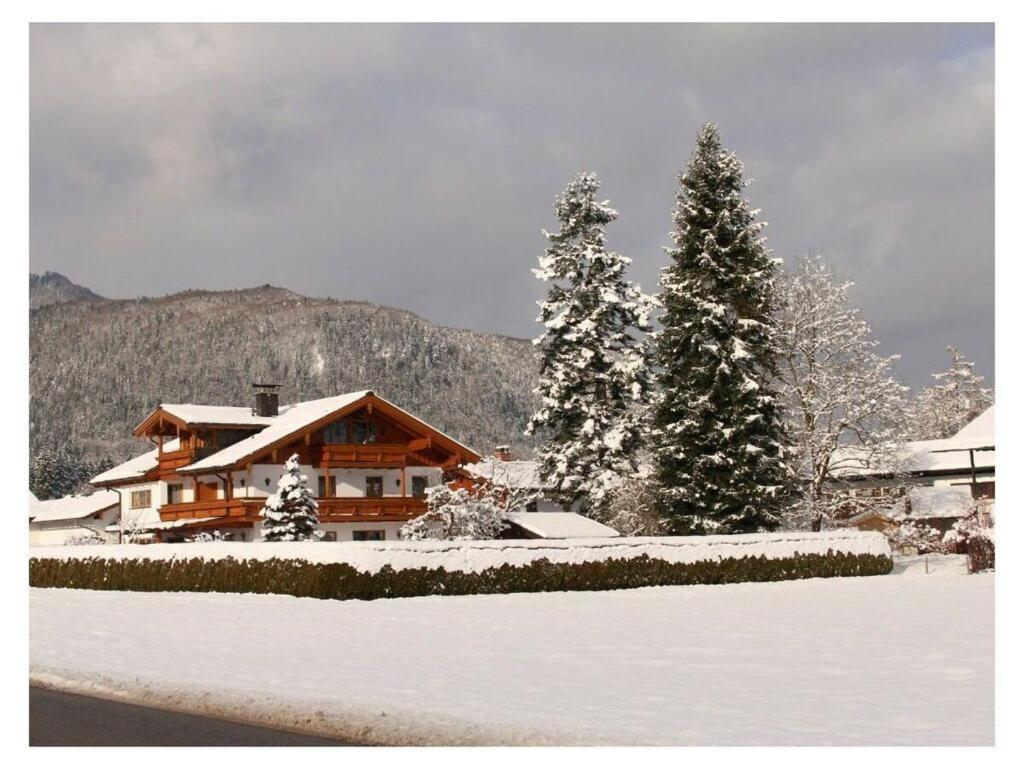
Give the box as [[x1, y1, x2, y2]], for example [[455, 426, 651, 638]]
[[30, 571, 992, 746]]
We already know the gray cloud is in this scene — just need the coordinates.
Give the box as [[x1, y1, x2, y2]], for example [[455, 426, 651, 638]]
[[30, 23, 994, 388]]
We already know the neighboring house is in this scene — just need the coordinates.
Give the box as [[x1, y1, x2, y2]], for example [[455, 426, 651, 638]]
[[90, 387, 481, 542], [835, 405, 995, 531], [29, 489, 120, 546]]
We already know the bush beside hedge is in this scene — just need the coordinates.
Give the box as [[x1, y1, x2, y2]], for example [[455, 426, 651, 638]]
[[30, 550, 892, 601]]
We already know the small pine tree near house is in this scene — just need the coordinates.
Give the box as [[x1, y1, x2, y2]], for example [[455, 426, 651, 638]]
[[260, 454, 322, 541], [653, 123, 790, 535]]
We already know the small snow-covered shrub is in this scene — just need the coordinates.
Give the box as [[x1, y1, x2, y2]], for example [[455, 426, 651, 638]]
[[943, 503, 994, 573], [63, 532, 106, 546], [400, 485, 509, 541], [602, 475, 668, 536], [187, 530, 225, 543], [886, 520, 944, 556]]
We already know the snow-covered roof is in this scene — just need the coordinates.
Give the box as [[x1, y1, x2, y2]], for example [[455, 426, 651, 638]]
[[900, 485, 975, 519], [91, 438, 181, 485], [463, 459, 552, 490], [505, 512, 621, 539], [847, 484, 976, 526], [183, 390, 478, 473], [832, 437, 995, 479], [29, 490, 120, 523], [157, 404, 276, 428], [952, 406, 994, 443], [182, 391, 371, 472]]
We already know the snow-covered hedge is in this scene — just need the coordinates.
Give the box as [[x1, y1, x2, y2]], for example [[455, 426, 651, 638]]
[[29, 531, 892, 600]]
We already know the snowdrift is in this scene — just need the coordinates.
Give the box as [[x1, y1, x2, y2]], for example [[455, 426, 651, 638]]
[[30, 531, 892, 601]]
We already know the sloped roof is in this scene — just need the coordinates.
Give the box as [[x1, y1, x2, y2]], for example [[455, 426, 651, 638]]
[[182, 391, 371, 472], [463, 459, 552, 490], [506, 512, 621, 539], [158, 404, 276, 428], [91, 438, 181, 485], [183, 390, 479, 473], [953, 406, 994, 442], [30, 490, 120, 523]]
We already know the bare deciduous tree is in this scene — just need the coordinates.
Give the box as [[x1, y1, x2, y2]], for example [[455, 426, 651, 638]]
[[776, 255, 909, 531]]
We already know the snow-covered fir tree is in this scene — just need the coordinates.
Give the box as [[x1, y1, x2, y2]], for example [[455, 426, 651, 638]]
[[911, 346, 993, 439], [29, 445, 113, 500], [653, 124, 790, 534], [259, 454, 321, 541], [776, 254, 909, 531], [526, 172, 656, 516], [400, 484, 510, 541]]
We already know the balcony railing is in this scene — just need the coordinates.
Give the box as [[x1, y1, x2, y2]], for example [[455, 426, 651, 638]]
[[160, 495, 428, 523]]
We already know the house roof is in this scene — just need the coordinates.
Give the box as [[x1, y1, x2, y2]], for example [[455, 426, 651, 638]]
[[183, 391, 372, 472], [29, 490, 120, 523], [91, 438, 181, 486], [506, 512, 621, 539], [94, 391, 481, 483], [463, 458, 552, 490], [831, 404, 996, 480], [846, 485, 976, 526], [953, 406, 994, 442], [159, 404, 276, 428]]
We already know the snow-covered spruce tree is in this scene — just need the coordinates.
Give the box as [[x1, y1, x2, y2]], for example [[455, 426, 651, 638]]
[[776, 254, 910, 531], [526, 172, 656, 517], [259, 454, 322, 541], [400, 484, 509, 541], [911, 346, 993, 439], [653, 124, 789, 534]]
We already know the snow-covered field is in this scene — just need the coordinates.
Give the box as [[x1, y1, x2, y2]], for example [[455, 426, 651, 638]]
[[30, 570, 992, 746]]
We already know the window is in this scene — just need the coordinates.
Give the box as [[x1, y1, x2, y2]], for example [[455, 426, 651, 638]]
[[320, 530, 337, 542], [353, 530, 385, 541], [322, 421, 347, 444], [130, 490, 151, 509], [166, 483, 183, 505], [352, 419, 377, 444], [318, 475, 337, 498], [365, 476, 384, 498], [411, 476, 428, 499]]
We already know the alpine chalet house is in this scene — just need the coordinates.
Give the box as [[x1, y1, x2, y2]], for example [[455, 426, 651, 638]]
[[91, 387, 481, 542]]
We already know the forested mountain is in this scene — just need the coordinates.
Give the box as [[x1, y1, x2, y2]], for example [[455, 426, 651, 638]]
[[30, 285, 540, 471], [29, 271, 104, 310]]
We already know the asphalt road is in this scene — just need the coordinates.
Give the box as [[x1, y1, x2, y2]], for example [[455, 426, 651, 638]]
[[29, 686, 356, 746]]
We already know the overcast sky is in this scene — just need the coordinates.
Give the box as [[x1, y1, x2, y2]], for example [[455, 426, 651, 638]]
[[30, 23, 994, 389]]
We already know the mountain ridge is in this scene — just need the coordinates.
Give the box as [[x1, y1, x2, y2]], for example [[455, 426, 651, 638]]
[[30, 276, 540, 464]]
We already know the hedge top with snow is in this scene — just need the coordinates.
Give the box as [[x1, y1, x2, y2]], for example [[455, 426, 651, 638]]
[[29, 530, 890, 575]]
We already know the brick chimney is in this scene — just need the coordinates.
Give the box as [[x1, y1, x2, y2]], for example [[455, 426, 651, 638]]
[[252, 383, 280, 417], [493, 444, 512, 462]]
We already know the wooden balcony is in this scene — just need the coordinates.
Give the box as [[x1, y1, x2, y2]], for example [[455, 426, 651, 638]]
[[160, 495, 427, 524], [316, 443, 428, 467], [157, 446, 220, 475]]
